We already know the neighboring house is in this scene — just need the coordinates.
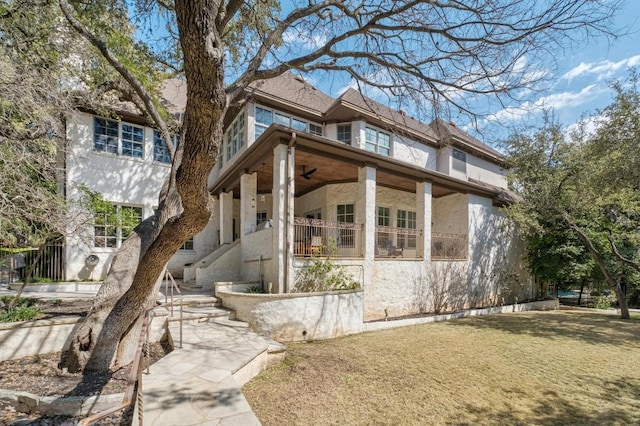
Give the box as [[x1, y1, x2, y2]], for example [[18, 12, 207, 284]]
[[63, 73, 533, 320]]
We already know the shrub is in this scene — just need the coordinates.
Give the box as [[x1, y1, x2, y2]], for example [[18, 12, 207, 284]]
[[594, 294, 616, 310], [245, 285, 265, 294], [293, 240, 359, 293]]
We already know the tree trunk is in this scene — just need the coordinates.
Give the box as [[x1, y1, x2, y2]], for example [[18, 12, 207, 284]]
[[65, 0, 228, 373], [577, 280, 584, 306], [566, 220, 630, 319]]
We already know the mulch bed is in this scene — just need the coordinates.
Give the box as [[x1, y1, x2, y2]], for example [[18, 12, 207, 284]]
[[0, 299, 171, 425]]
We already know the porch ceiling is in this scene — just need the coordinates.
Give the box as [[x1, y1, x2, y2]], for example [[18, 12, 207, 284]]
[[213, 126, 498, 201], [250, 149, 456, 198]]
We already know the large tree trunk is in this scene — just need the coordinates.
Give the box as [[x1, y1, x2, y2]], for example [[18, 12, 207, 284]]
[[65, 0, 227, 373], [567, 220, 630, 319]]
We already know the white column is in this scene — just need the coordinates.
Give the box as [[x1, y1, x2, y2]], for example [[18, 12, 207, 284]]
[[416, 181, 432, 261], [240, 172, 257, 236], [219, 191, 234, 244], [357, 165, 376, 261], [271, 143, 288, 293]]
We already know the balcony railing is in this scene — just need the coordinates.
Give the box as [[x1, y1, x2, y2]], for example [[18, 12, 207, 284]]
[[431, 232, 467, 260], [293, 217, 363, 258], [375, 225, 422, 258]]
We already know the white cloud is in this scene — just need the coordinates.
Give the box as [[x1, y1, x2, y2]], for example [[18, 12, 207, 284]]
[[534, 84, 603, 110], [282, 28, 328, 50], [561, 55, 640, 81]]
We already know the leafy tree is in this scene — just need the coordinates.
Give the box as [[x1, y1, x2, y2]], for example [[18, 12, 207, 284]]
[[15, 0, 619, 372], [504, 75, 640, 319]]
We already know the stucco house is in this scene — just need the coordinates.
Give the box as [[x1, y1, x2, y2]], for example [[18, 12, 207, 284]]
[[62, 72, 533, 321]]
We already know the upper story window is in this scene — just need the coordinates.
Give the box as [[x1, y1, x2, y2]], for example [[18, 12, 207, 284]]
[[225, 112, 245, 161], [94, 117, 144, 159], [180, 238, 194, 251], [365, 126, 391, 156], [153, 131, 174, 164], [337, 123, 352, 144], [452, 148, 467, 173], [254, 105, 322, 139]]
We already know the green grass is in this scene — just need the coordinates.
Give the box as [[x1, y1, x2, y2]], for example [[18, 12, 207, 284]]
[[243, 310, 640, 426], [0, 296, 42, 322]]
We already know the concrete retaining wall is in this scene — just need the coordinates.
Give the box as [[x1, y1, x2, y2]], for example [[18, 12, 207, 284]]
[[218, 289, 364, 342]]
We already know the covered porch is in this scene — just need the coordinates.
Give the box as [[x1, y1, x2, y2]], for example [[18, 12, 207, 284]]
[[208, 126, 493, 294]]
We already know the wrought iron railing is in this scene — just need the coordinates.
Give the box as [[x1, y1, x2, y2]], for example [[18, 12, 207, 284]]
[[431, 232, 467, 260], [374, 225, 422, 258], [293, 217, 363, 258]]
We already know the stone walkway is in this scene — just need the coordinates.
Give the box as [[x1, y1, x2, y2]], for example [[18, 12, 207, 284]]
[[135, 312, 284, 425]]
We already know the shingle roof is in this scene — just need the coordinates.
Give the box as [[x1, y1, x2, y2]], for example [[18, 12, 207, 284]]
[[161, 78, 187, 116], [429, 118, 503, 159], [246, 72, 335, 116]]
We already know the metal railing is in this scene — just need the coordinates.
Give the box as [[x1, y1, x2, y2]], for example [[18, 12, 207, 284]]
[[374, 225, 422, 259], [293, 217, 363, 258], [431, 232, 468, 260]]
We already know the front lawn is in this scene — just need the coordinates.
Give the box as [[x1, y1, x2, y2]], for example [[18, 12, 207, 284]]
[[243, 310, 640, 425]]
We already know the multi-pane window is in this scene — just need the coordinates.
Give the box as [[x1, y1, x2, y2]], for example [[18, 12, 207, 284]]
[[225, 112, 245, 161], [452, 148, 467, 173], [180, 238, 194, 251], [94, 118, 119, 154], [397, 209, 417, 249], [376, 206, 391, 248], [365, 126, 391, 156], [94, 117, 144, 159], [336, 203, 355, 247], [309, 123, 323, 136], [256, 211, 268, 225], [337, 123, 352, 144], [153, 131, 174, 164], [254, 105, 321, 139], [255, 106, 273, 139], [121, 124, 144, 158], [94, 204, 142, 248]]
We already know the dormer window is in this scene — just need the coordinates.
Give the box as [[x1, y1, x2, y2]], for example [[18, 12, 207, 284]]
[[452, 148, 467, 173]]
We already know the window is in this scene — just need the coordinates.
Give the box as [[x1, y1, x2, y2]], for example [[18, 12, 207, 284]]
[[337, 123, 352, 144], [256, 211, 268, 225], [452, 148, 467, 173], [153, 131, 173, 164], [94, 118, 119, 154], [376, 206, 391, 248], [397, 210, 417, 249], [94, 204, 142, 248], [254, 105, 321, 139], [336, 203, 355, 247], [180, 238, 194, 251], [255, 106, 272, 139], [309, 123, 323, 136], [225, 112, 245, 161], [93, 117, 145, 158], [365, 126, 391, 156]]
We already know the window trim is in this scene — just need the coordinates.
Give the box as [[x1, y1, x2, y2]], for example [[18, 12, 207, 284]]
[[94, 204, 143, 249], [254, 104, 322, 139], [337, 123, 352, 144], [452, 148, 467, 173]]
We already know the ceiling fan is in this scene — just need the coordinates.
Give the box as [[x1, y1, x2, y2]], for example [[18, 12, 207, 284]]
[[300, 165, 317, 180]]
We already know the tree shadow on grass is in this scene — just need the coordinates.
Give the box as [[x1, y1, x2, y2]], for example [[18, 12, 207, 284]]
[[450, 376, 640, 426], [448, 310, 640, 347]]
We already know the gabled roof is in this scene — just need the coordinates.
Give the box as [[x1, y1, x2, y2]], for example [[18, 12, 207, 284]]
[[161, 79, 187, 116], [326, 88, 439, 143], [246, 72, 335, 118]]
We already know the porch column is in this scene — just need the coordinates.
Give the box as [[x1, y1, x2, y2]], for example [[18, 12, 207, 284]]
[[219, 190, 234, 244], [240, 172, 257, 236], [416, 181, 432, 261], [271, 143, 294, 293], [357, 164, 376, 261]]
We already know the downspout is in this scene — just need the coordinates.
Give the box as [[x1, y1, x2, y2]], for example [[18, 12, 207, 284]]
[[284, 132, 296, 293]]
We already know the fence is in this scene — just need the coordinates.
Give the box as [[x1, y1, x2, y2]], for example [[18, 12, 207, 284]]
[[293, 217, 363, 258], [431, 232, 467, 260], [374, 225, 422, 258], [0, 243, 65, 284]]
